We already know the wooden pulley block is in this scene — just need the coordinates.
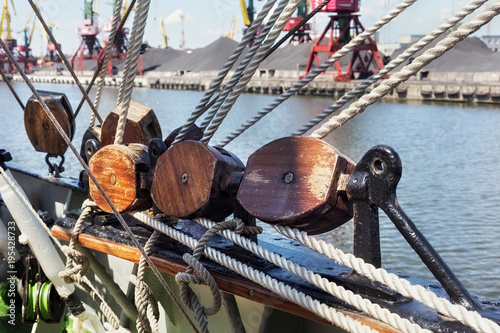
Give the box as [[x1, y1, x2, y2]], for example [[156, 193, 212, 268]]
[[24, 91, 75, 156], [80, 125, 101, 164], [100, 100, 162, 147], [88, 144, 151, 213], [151, 140, 244, 221], [237, 136, 355, 235]]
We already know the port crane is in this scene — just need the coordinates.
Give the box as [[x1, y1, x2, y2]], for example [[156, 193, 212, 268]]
[[224, 15, 238, 40], [304, 0, 385, 81], [160, 18, 168, 48], [283, 0, 312, 44], [71, 0, 102, 75]]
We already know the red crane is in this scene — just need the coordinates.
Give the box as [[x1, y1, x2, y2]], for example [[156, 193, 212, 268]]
[[71, 0, 102, 75], [304, 0, 385, 81]]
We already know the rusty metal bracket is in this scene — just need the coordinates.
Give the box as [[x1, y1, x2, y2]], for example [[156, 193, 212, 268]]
[[347, 145, 487, 312]]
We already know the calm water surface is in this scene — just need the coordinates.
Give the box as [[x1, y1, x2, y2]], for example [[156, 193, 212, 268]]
[[1, 81, 499, 299]]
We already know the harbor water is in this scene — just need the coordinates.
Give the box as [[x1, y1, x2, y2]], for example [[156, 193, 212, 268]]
[[1, 81, 499, 300]]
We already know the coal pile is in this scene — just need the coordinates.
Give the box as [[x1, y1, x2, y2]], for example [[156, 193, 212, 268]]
[[391, 35, 498, 72]]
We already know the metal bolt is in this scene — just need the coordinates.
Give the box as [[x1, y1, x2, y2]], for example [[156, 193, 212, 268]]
[[110, 174, 116, 185], [248, 290, 254, 297], [42, 123, 49, 129], [181, 172, 189, 184], [283, 172, 294, 184]]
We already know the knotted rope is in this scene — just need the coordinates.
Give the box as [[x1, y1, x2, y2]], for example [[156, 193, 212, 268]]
[[175, 219, 262, 333], [133, 230, 161, 333]]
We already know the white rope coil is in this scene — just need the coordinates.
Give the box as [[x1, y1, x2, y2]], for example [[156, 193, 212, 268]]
[[131, 212, 379, 333], [215, 0, 418, 148], [275, 225, 500, 333], [311, 1, 500, 139]]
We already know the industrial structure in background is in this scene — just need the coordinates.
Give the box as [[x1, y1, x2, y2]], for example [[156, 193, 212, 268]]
[[71, 0, 102, 74], [160, 17, 169, 48], [283, 0, 312, 44], [0, 0, 37, 74], [99, 0, 132, 76], [224, 15, 238, 40], [305, 0, 385, 81]]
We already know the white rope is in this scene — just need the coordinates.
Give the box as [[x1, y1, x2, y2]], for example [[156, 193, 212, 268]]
[[311, 1, 500, 139], [91, 0, 124, 127], [215, 0, 417, 148], [171, 0, 279, 145], [291, 0, 489, 136], [193, 217, 428, 333], [201, 0, 303, 144], [114, 0, 151, 145], [131, 211, 378, 333], [197, 0, 290, 133], [275, 226, 500, 333]]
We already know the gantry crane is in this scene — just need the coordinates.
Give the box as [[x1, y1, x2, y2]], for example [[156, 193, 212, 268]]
[[71, 0, 102, 74], [224, 15, 238, 40], [0, 0, 17, 73], [304, 0, 385, 81], [239, 0, 263, 45], [160, 17, 168, 48], [283, 0, 312, 44]]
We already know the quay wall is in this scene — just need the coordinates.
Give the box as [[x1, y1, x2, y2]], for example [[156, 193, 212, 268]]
[[5, 71, 500, 105]]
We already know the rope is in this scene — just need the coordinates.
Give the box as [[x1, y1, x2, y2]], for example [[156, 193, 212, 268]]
[[132, 212, 379, 333], [73, 0, 137, 121], [263, 0, 332, 60], [27, 0, 103, 124], [114, 0, 151, 145], [171, 0, 279, 145], [0, 36, 200, 333], [175, 220, 261, 332], [196, 0, 292, 134], [193, 218, 428, 333], [201, 0, 304, 144], [292, 0, 489, 136], [0, 67, 25, 110], [133, 230, 161, 333], [275, 226, 500, 333], [215, 0, 417, 148], [311, 1, 500, 139], [90, 0, 124, 127]]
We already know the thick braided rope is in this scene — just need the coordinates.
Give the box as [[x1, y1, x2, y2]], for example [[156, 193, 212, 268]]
[[114, 0, 151, 145], [196, 0, 291, 133], [311, 1, 500, 139], [275, 226, 500, 333], [292, 0, 489, 136], [132, 212, 378, 333], [58, 199, 120, 330], [171, 0, 278, 145], [194, 218, 428, 333], [134, 230, 161, 333], [201, 0, 303, 144], [215, 0, 417, 148], [90, 0, 124, 127]]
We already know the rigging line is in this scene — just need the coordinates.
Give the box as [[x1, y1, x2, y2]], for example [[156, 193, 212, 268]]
[[90, 0, 124, 127], [27, 0, 103, 125], [275, 226, 500, 333], [201, 0, 308, 144], [0, 38, 200, 333], [311, 1, 500, 139], [114, 0, 151, 145], [193, 218, 428, 333], [73, 0, 137, 121], [262, 0, 331, 61], [133, 212, 378, 333], [171, 0, 279, 145], [0, 67, 25, 110], [197, 0, 291, 133], [292, 0, 489, 136], [214, 0, 417, 148]]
